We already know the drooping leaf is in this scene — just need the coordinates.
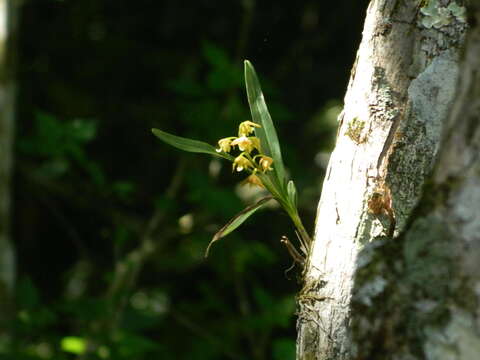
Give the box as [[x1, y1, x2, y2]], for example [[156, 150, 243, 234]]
[[151, 128, 233, 161], [205, 196, 274, 257], [244, 60, 286, 188]]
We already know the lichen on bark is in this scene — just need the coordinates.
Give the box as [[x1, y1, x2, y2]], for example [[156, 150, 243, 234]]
[[296, 0, 468, 359], [351, 215, 463, 359], [347, 1, 480, 357]]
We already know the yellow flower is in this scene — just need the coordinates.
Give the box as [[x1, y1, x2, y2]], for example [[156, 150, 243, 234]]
[[232, 154, 253, 172], [250, 137, 261, 152], [238, 121, 261, 137], [216, 137, 235, 153], [242, 174, 264, 188], [258, 155, 274, 172], [231, 136, 260, 153]]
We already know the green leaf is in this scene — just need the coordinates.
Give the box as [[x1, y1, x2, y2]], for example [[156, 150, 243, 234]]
[[287, 180, 297, 208], [17, 277, 40, 309], [244, 60, 286, 188], [273, 338, 296, 360], [69, 118, 97, 142], [205, 196, 274, 257], [151, 128, 233, 161], [61, 336, 86, 354], [202, 41, 230, 69]]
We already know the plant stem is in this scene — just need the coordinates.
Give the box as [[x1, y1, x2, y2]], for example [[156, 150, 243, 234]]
[[287, 207, 312, 256]]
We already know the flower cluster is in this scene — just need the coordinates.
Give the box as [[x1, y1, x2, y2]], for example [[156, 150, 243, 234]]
[[216, 121, 274, 187]]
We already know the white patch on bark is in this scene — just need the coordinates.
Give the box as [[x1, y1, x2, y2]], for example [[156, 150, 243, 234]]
[[0, 0, 5, 40], [424, 308, 480, 360], [449, 175, 480, 279], [354, 275, 387, 306], [450, 176, 480, 243], [0, 0, 15, 295], [407, 50, 460, 156]]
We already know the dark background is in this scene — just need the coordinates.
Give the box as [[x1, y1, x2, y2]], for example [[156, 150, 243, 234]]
[[12, 1, 369, 359]]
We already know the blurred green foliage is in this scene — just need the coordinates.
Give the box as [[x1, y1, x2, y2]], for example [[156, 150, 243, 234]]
[[9, 0, 368, 359], [19, 112, 99, 179]]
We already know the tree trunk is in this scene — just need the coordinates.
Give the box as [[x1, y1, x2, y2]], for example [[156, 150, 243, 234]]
[[350, 2, 480, 358], [0, 0, 17, 337], [296, 1, 467, 359]]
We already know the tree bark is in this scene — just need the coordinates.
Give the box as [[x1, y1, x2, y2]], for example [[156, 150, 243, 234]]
[[296, 1, 467, 359], [0, 0, 17, 337], [350, 2, 480, 358]]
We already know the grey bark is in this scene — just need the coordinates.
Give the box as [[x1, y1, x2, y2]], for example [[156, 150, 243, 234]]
[[296, 0, 467, 359], [0, 0, 17, 336], [351, 2, 480, 358]]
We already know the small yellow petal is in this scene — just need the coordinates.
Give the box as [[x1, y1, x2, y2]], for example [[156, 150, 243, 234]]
[[231, 136, 250, 151], [258, 156, 274, 172], [242, 174, 264, 188], [249, 137, 261, 152], [233, 154, 253, 172], [217, 137, 234, 153]]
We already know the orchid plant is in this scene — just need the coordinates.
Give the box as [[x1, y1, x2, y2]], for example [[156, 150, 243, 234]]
[[152, 60, 311, 262]]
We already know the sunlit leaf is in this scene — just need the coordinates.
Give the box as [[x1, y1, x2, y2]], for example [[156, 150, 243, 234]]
[[244, 60, 286, 188], [61, 336, 86, 354], [205, 196, 274, 257], [151, 128, 233, 161]]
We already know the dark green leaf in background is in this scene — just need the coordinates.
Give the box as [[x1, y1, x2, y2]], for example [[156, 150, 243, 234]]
[[13, 0, 366, 355], [273, 338, 296, 360]]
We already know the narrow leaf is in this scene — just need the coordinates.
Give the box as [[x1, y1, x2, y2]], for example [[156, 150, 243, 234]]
[[287, 180, 297, 208], [152, 128, 233, 161], [205, 196, 274, 257], [244, 60, 286, 188]]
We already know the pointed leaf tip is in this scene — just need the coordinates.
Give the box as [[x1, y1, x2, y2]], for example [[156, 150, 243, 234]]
[[287, 180, 297, 208], [244, 61, 287, 192]]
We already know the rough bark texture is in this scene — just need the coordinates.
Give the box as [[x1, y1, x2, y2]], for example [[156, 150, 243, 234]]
[[350, 2, 480, 358], [296, 1, 467, 359], [0, 0, 17, 335]]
